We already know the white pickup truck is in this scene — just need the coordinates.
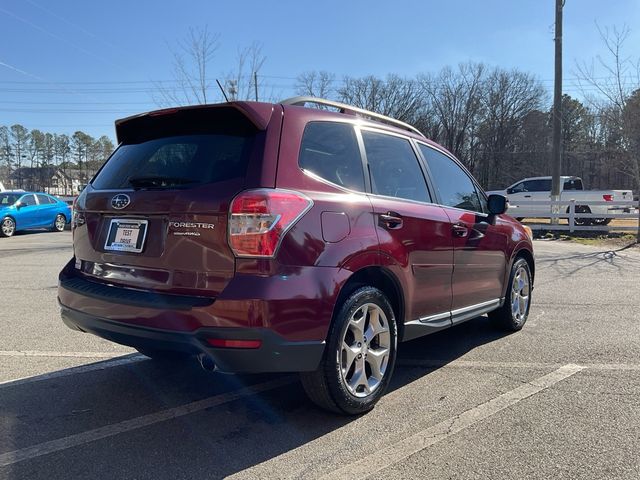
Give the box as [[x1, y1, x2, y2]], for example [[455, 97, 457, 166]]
[[487, 176, 633, 225]]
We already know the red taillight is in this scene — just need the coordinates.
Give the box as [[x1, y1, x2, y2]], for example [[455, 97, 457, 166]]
[[228, 189, 313, 257], [71, 197, 85, 229], [602, 194, 613, 202], [206, 338, 262, 349]]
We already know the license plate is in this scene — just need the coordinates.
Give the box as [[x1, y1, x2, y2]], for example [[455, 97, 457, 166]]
[[104, 219, 148, 253]]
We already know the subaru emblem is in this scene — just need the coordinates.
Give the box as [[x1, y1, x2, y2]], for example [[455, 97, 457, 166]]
[[111, 194, 131, 210]]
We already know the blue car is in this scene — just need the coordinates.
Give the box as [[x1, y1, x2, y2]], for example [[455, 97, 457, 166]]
[[0, 191, 72, 237]]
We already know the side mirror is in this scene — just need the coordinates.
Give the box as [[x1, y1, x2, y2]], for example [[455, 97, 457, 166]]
[[487, 194, 508, 215], [506, 188, 514, 195]]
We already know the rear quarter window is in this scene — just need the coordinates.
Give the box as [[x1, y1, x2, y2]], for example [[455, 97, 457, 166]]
[[36, 194, 56, 205], [298, 122, 365, 192]]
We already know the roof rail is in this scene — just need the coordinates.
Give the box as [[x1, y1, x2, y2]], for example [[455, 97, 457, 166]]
[[280, 96, 425, 138]]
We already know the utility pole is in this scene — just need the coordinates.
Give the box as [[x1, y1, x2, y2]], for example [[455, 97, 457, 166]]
[[253, 71, 259, 101], [550, 0, 564, 224]]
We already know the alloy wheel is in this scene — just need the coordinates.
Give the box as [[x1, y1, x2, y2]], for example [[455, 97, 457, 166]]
[[54, 215, 66, 231], [511, 265, 530, 325], [339, 303, 391, 398], [1, 218, 15, 237]]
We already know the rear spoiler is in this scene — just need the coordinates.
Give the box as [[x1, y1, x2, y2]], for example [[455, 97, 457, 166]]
[[114, 102, 275, 144]]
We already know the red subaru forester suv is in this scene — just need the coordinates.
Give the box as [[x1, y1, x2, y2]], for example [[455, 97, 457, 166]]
[[59, 97, 534, 414]]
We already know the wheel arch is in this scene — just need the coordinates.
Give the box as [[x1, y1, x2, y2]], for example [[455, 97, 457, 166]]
[[0, 213, 18, 237], [332, 266, 405, 343], [1, 214, 17, 229], [511, 246, 535, 286]]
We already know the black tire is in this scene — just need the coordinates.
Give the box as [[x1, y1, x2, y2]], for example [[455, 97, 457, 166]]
[[51, 214, 66, 232], [135, 347, 192, 361], [489, 257, 532, 331], [1, 217, 16, 237], [592, 218, 611, 226], [300, 286, 397, 415], [567, 205, 592, 226]]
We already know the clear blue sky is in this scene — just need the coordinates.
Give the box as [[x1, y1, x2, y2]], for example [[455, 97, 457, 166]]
[[1, 0, 639, 140]]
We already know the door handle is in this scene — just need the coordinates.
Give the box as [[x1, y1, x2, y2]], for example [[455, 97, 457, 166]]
[[452, 223, 469, 237], [524, 195, 532, 198], [379, 212, 403, 230]]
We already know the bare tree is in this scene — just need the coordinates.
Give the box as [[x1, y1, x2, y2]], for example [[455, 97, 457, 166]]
[[224, 41, 267, 101], [475, 68, 547, 188], [295, 71, 336, 99], [338, 74, 424, 122], [418, 62, 486, 164], [575, 24, 640, 191], [154, 26, 221, 106], [575, 24, 640, 113], [153, 29, 269, 105], [622, 90, 640, 188]]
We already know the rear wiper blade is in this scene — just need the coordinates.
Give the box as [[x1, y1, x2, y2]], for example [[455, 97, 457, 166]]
[[128, 176, 196, 189]]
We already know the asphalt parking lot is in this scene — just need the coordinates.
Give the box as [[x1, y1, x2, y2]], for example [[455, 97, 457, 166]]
[[1, 231, 639, 479]]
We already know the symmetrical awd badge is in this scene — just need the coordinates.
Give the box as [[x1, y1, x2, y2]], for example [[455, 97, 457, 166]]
[[111, 194, 131, 210]]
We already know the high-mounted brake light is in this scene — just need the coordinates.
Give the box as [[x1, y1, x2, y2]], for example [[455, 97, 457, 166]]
[[228, 189, 313, 257], [602, 194, 613, 202], [148, 108, 179, 116]]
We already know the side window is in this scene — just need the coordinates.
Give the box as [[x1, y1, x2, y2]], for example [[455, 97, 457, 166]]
[[520, 181, 533, 192], [526, 179, 551, 192], [299, 122, 365, 192], [508, 182, 525, 194], [535, 179, 551, 191], [20, 195, 37, 206], [419, 144, 483, 213], [36, 194, 51, 205], [361, 131, 431, 203], [564, 178, 582, 191]]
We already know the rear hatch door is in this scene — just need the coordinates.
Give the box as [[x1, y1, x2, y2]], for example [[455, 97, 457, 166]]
[[73, 104, 274, 297]]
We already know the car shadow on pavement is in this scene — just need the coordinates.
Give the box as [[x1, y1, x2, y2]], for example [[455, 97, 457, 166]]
[[536, 243, 640, 277], [0, 315, 506, 480], [397, 314, 507, 365]]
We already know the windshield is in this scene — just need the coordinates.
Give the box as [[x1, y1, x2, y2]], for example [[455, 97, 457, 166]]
[[91, 134, 255, 190], [0, 193, 19, 206]]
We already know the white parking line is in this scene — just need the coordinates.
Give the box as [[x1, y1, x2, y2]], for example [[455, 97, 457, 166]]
[[0, 354, 145, 389], [321, 364, 585, 479], [0, 377, 295, 467], [396, 359, 640, 371], [397, 359, 561, 369], [0, 350, 128, 358]]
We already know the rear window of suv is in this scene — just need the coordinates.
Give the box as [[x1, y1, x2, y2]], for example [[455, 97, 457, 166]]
[[91, 133, 254, 190]]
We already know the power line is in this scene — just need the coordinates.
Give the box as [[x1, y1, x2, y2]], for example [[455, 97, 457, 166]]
[[0, 100, 158, 106], [0, 6, 124, 71], [24, 0, 119, 51]]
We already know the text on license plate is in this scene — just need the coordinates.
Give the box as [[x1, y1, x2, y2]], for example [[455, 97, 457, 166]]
[[104, 219, 148, 253]]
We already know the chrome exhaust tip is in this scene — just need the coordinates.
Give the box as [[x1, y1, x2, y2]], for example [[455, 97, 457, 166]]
[[197, 353, 217, 372]]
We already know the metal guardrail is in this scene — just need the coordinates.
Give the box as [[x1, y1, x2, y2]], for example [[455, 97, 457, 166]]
[[508, 199, 640, 233]]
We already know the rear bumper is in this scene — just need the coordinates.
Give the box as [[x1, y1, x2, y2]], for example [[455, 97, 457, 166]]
[[60, 303, 325, 373]]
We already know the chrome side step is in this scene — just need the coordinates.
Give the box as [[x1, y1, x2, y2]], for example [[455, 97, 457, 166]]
[[402, 298, 504, 342]]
